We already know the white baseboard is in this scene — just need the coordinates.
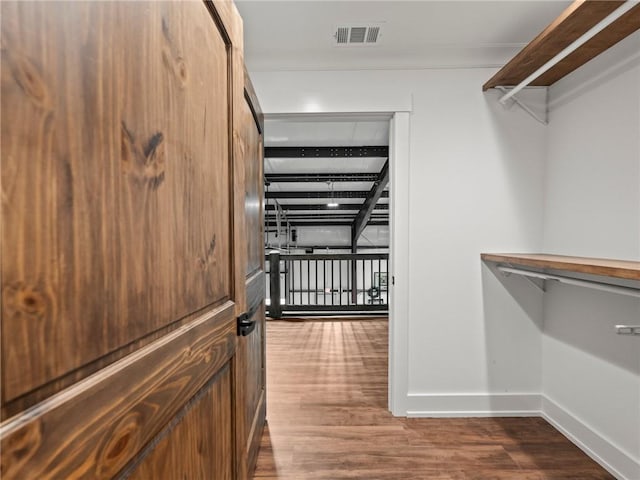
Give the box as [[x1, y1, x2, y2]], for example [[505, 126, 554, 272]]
[[405, 393, 541, 417], [542, 396, 640, 480], [400, 393, 639, 480]]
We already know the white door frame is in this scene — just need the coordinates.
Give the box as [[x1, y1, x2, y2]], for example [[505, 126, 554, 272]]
[[388, 111, 410, 416], [264, 108, 411, 416]]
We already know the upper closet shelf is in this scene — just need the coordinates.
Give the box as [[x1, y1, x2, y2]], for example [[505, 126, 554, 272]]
[[481, 253, 640, 281], [483, 1, 640, 96]]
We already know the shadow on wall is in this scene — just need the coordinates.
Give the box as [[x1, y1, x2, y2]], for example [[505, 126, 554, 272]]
[[480, 262, 544, 396], [544, 282, 640, 375], [483, 260, 640, 375], [549, 38, 640, 112], [483, 88, 547, 246]]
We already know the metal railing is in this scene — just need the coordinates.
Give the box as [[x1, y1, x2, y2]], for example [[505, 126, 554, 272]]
[[266, 252, 389, 317]]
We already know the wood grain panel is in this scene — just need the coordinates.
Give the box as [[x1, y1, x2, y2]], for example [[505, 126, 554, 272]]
[[0, 302, 236, 480], [1, 1, 232, 401], [483, 1, 639, 90], [246, 271, 266, 311], [235, 80, 266, 479], [127, 364, 233, 480], [229, 0, 248, 318], [244, 66, 265, 134], [481, 253, 640, 280], [532, 3, 640, 85], [236, 304, 266, 479], [244, 95, 264, 277], [1, 302, 221, 421]]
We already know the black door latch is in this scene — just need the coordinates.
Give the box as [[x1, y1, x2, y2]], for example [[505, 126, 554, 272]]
[[237, 303, 259, 336]]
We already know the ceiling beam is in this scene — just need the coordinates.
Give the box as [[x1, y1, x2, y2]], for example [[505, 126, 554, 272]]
[[266, 210, 388, 216], [483, 1, 640, 90], [265, 173, 379, 183], [265, 203, 388, 211], [279, 245, 389, 250], [269, 215, 358, 221], [266, 220, 388, 227], [352, 159, 390, 243], [265, 214, 388, 220], [265, 146, 388, 158], [265, 190, 389, 199]]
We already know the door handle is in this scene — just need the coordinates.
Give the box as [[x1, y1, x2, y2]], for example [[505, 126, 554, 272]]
[[237, 303, 260, 336]]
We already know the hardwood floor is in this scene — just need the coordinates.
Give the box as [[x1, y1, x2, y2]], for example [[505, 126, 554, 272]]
[[254, 319, 614, 480]]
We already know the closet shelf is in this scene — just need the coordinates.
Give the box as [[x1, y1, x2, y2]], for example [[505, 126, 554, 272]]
[[483, 0, 640, 91], [481, 253, 640, 281]]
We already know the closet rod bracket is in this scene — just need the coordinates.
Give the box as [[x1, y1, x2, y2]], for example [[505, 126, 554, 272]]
[[496, 86, 548, 125], [500, 265, 546, 292], [496, 265, 640, 299]]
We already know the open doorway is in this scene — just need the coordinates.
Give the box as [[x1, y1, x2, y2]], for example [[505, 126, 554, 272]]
[[258, 113, 394, 475], [254, 109, 411, 477], [263, 114, 391, 319], [259, 111, 412, 414]]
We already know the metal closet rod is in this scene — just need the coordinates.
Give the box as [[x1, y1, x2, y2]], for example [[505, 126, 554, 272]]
[[499, 1, 639, 104], [497, 266, 640, 299]]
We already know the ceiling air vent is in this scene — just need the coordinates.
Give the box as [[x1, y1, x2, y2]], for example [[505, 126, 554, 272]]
[[333, 24, 382, 47], [349, 27, 366, 43], [336, 27, 349, 44], [366, 26, 380, 43]]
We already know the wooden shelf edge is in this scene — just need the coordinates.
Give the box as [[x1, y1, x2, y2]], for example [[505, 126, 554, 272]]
[[481, 253, 640, 281], [483, 1, 640, 91]]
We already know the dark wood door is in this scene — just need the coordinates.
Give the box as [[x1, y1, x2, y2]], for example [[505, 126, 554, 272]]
[[0, 1, 254, 478], [234, 72, 266, 479]]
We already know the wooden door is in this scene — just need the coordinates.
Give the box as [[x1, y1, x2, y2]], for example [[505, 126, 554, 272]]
[[0, 1, 252, 478], [234, 70, 267, 479]]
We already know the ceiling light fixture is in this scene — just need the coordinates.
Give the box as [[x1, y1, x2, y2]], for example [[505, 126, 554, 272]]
[[327, 181, 339, 208]]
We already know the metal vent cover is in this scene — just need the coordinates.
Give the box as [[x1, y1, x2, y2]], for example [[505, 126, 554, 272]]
[[334, 24, 382, 46]]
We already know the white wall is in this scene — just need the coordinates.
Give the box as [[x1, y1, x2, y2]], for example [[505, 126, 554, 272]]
[[541, 30, 640, 480], [252, 28, 640, 479], [251, 67, 547, 415], [405, 70, 545, 409]]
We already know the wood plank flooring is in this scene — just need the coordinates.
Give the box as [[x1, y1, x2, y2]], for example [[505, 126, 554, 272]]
[[254, 319, 614, 480]]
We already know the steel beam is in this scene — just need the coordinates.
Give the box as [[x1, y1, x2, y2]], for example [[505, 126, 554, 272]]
[[265, 146, 388, 158], [267, 214, 358, 221], [265, 190, 389, 199], [265, 203, 388, 211], [265, 220, 388, 227], [268, 215, 351, 221], [352, 160, 390, 242], [265, 173, 378, 183], [281, 245, 389, 250]]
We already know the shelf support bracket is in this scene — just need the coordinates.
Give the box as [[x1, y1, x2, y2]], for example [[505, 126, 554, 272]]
[[497, 265, 640, 299], [496, 86, 548, 125], [499, 265, 546, 292]]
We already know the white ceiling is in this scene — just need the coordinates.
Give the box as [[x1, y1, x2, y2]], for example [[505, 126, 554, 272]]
[[265, 117, 389, 147], [263, 116, 386, 227], [236, 0, 572, 72], [265, 156, 387, 173], [251, 1, 571, 235], [264, 116, 390, 191]]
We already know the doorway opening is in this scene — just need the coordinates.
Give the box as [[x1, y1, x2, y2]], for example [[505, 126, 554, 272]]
[[259, 110, 410, 418], [263, 114, 391, 321], [258, 113, 395, 475]]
